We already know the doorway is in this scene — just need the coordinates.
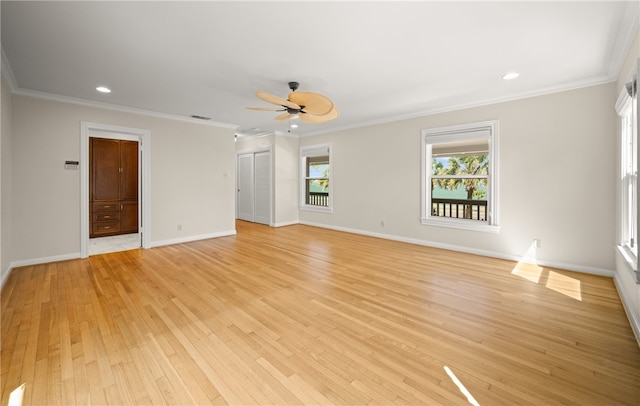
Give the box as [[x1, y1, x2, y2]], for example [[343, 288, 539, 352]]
[[80, 122, 151, 257], [237, 150, 271, 225]]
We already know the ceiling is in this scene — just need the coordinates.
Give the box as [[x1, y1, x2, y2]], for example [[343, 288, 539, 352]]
[[2, 1, 638, 138]]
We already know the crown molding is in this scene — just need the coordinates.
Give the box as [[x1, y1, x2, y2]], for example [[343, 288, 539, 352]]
[[608, 1, 640, 79], [300, 75, 617, 138], [3, 44, 237, 129], [11, 86, 238, 130]]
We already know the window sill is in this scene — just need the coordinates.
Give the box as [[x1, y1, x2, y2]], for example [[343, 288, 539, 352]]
[[421, 217, 500, 233], [617, 245, 640, 283], [300, 205, 333, 214]]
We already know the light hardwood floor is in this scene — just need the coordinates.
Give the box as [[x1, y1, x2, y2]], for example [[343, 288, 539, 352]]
[[2, 221, 639, 405]]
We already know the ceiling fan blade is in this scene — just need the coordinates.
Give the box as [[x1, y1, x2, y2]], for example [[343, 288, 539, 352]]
[[275, 112, 292, 121], [289, 91, 334, 116], [299, 107, 339, 124], [246, 107, 285, 111], [256, 90, 300, 110]]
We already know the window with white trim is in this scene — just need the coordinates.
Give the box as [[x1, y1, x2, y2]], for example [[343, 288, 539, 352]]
[[617, 77, 637, 262], [421, 121, 499, 232], [300, 144, 332, 212]]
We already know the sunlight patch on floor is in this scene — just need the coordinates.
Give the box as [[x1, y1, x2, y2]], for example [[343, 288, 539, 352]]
[[511, 242, 582, 301], [9, 384, 25, 406], [511, 242, 543, 283], [444, 366, 480, 406], [546, 270, 582, 301]]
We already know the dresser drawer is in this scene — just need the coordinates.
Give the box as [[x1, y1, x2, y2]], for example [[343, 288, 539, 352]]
[[93, 212, 120, 222], [92, 221, 121, 235], [93, 201, 120, 211]]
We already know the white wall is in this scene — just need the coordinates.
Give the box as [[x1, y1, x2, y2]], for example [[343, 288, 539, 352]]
[[10, 94, 236, 264], [614, 28, 640, 343], [300, 82, 617, 274], [274, 135, 299, 226], [1, 76, 13, 285]]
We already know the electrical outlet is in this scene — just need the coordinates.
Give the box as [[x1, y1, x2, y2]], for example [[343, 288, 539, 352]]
[[177, 224, 182, 231], [534, 239, 541, 248], [380, 220, 385, 227]]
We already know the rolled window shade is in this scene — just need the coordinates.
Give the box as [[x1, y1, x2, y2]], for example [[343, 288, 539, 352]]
[[301, 146, 330, 157], [426, 128, 491, 145]]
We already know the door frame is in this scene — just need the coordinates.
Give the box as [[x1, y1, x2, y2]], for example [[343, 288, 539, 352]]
[[80, 122, 151, 257]]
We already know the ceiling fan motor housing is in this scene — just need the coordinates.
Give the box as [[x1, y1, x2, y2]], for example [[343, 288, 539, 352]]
[[288, 81, 300, 92]]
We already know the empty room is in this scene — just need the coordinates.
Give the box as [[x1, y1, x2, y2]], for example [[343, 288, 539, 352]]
[[1, 1, 639, 405]]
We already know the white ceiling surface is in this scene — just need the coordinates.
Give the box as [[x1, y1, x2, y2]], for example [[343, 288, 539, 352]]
[[2, 1, 638, 138]]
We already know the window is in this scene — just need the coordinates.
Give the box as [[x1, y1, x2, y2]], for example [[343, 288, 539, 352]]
[[617, 77, 637, 264], [301, 144, 332, 212], [421, 121, 499, 232]]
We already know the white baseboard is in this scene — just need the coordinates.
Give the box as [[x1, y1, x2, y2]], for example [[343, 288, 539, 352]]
[[298, 221, 615, 277], [1, 230, 238, 289], [614, 273, 640, 348], [11, 252, 82, 268], [2, 221, 635, 346], [3, 223, 616, 281], [272, 220, 299, 228], [150, 230, 237, 248], [2, 252, 83, 290], [1, 265, 13, 290]]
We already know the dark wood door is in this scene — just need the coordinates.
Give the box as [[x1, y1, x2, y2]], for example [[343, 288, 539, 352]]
[[91, 138, 120, 201], [120, 141, 138, 200], [90, 137, 139, 237], [120, 141, 139, 234]]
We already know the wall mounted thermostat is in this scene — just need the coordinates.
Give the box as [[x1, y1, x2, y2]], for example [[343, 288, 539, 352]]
[[65, 160, 79, 170]]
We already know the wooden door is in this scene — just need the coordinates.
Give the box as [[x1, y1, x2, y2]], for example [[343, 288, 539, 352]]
[[91, 138, 120, 201], [120, 141, 139, 233]]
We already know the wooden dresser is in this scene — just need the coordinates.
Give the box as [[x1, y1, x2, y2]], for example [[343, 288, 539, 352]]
[[90, 137, 139, 238]]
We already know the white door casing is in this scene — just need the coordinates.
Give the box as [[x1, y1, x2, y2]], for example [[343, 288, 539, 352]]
[[80, 122, 151, 257]]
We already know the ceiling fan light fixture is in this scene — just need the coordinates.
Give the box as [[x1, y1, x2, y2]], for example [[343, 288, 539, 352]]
[[247, 81, 338, 125]]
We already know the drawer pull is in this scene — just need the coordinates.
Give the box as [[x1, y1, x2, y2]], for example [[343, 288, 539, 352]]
[[104, 226, 111, 229], [103, 216, 111, 219], [103, 206, 111, 208]]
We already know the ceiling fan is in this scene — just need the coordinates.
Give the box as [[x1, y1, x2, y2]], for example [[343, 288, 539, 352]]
[[247, 81, 339, 124]]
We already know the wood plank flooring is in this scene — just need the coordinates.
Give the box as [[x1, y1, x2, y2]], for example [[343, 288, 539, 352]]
[[1, 220, 639, 405]]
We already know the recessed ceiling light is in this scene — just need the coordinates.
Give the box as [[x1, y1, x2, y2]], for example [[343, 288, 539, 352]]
[[96, 86, 111, 93], [502, 72, 519, 80]]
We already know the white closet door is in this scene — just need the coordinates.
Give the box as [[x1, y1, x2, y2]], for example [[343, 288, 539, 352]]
[[254, 151, 271, 225], [237, 153, 254, 221]]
